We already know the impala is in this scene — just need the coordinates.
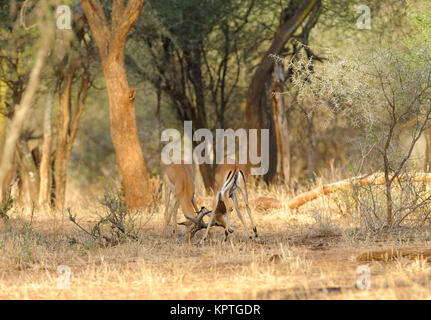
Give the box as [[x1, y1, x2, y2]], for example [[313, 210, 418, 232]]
[[163, 163, 210, 239], [190, 163, 258, 242]]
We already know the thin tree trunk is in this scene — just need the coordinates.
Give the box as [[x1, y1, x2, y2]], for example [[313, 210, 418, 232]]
[[264, 74, 278, 183], [54, 66, 89, 210], [155, 80, 162, 169], [0, 21, 52, 199], [0, 67, 9, 201], [245, 0, 319, 181], [0, 73, 6, 158], [306, 116, 316, 180], [54, 66, 76, 210], [39, 94, 53, 205], [16, 139, 40, 204], [272, 63, 290, 184]]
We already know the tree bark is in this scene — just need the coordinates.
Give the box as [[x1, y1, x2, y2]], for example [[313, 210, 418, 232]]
[[0, 67, 9, 201], [54, 65, 75, 210], [424, 128, 431, 172], [16, 139, 40, 204], [39, 94, 53, 205], [81, 0, 151, 208], [103, 61, 151, 207], [272, 63, 291, 184], [245, 0, 319, 182], [54, 62, 89, 210], [0, 73, 6, 159]]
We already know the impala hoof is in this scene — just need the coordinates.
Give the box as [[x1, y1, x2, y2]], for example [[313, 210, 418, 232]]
[[253, 227, 258, 237]]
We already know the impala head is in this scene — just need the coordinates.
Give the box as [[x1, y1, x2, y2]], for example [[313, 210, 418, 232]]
[[183, 205, 234, 239], [183, 206, 211, 239], [211, 197, 235, 233]]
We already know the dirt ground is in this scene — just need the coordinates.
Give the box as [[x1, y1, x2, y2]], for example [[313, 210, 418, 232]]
[[1, 188, 431, 301]]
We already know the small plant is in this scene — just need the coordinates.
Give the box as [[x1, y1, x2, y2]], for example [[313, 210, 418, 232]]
[[292, 46, 431, 230], [0, 195, 13, 220], [68, 191, 139, 246]]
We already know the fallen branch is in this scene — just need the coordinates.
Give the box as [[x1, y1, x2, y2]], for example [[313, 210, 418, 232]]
[[357, 247, 431, 262], [288, 172, 431, 210]]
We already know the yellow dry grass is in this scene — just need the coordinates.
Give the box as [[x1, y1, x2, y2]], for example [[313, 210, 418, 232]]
[[1, 179, 431, 300]]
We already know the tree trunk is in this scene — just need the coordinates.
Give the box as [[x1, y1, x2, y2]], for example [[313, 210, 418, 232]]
[[264, 74, 278, 183], [39, 94, 53, 205], [16, 139, 40, 204], [54, 66, 75, 210], [0, 69, 9, 201], [54, 64, 89, 210], [0, 75, 6, 159], [245, 0, 319, 181], [103, 59, 151, 207], [81, 0, 151, 208], [306, 115, 316, 180], [272, 63, 291, 184]]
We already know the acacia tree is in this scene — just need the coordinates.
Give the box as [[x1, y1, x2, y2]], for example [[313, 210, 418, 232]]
[[0, 0, 39, 202], [53, 47, 91, 210], [0, 1, 54, 203], [291, 47, 431, 228], [129, 0, 260, 189], [245, 0, 320, 183], [246, 0, 408, 184], [402, 0, 431, 171], [80, 0, 151, 208], [272, 62, 291, 184]]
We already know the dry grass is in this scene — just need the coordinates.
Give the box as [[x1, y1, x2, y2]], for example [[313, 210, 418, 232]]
[[1, 179, 431, 300]]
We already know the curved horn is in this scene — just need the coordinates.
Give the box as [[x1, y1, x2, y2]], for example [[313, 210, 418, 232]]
[[196, 208, 212, 219], [184, 215, 208, 228]]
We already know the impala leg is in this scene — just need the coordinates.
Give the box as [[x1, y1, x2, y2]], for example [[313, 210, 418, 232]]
[[222, 194, 235, 242], [238, 186, 258, 238], [224, 228, 229, 242], [163, 189, 171, 238], [224, 209, 234, 242], [186, 224, 196, 242], [223, 207, 230, 242], [231, 191, 253, 239], [172, 201, 179, 237], [201, 211, 215, 243], [201, 192, 220, 243]]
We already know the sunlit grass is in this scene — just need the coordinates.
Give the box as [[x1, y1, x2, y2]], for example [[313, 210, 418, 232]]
[[0, 176, 431, 299]]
